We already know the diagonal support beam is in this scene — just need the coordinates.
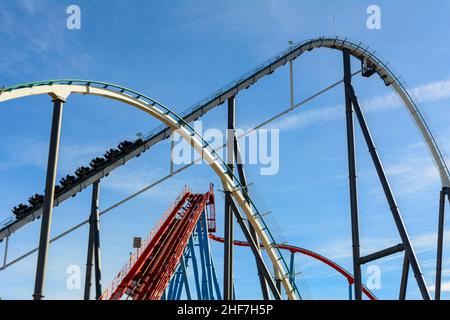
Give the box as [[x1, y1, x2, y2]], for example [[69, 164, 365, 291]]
[[435, 187, 449, 300], [188, 236, 202, 300], [347, 82, 431, 300], [226, 193, 282, 300], [180, 255, 191, 300], [197, 220, 211, 300], [399, 253, 410, 300], [233, 135, 270, 300], [201, 212, 215, 300]]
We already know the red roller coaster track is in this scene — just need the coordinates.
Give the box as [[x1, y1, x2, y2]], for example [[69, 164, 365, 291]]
[[100, 186, 215, 300], [102, 185, 376, 300], [208, 234, 377, 300]]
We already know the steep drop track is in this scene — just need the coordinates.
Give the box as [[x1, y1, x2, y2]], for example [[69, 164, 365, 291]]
[[101, 187, 215, 300]]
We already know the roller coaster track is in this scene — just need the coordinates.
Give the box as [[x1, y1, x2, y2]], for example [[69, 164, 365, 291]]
[[1, 38, 448, 243], [0, 37, 447, 300], [208, 234, 377, 301], [103, 187, 375, 300], [100, 186, 215, 300]]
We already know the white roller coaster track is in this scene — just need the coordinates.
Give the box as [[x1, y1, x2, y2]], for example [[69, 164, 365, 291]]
[[0, 37, 447, 300]]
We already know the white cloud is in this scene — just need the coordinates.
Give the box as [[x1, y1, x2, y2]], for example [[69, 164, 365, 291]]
[[101, 165, 190, 202], [59, 143, 107, 172], [272, 78, 450, 131], [428, 282, 450, 293], [0, 137, 48, 171], [19, 0, 37, 15], [312, 229, 450, 264], [268, 105, 343, 130], [412, 232, 450, 253], [0, 2, 92, 77], [383, 143, 439, 197], [0, 136, 111, 173], [313, 236, 400, 261], [413, 80, 450, 104]]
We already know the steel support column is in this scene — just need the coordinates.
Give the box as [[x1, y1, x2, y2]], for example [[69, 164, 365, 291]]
[[33, 98, 64, 300], [226, 193, 282, 300], [197, 220, 210, 300], [3, 236, 9, 268], [289, 252, 296, 287], [343, 50, 363, 300], [201, 213, 215, 299], [435, 188, 448, 300], [399, 254, 409, 300], [83, 193, 95, 299], [170, 133, 175, 176], [274, 265, 282, 293], [91, 181, 102, 299], [289, 60, 295, 109], [188, 236, 202, 300], [84, 181, 101, 300], [168, 273, 177, 300], [223, 97, 235, 300], [180, 255, 191, 300], [347, 82, 432, 300]]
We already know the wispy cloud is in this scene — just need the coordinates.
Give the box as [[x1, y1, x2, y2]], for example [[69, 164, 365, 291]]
[[429, 282, 450, 293], [0, 137, 48, 171], [321, 237, 399, 261], [382, 143, 439, 197], [312, 228, 450, 264], [271, 78, 450, 131], [268, 105, 343, 131], [412, 232, 450, 254], [101, 165, 193, 202], [0, 136, 110, 173], [18, 0, 37, 15], [0, 1, 92, 78]]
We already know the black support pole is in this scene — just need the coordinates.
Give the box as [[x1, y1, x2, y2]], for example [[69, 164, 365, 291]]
[[223, 97, 235, 300], [347, 83, 432, 300], [274, 266, 282, 294], [83, 195, 95, 300], [399, 253, 410, 300], [226, 193, 282, 300], [435, 188, 446, 300], [343, 50, 363, 300], [92, 181, 102, 299], [84, 181, 101, 300], [33, 98, 64, 300]]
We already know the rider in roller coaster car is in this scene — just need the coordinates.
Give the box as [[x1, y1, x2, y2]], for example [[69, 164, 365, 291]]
[[10, 138, 145, 220]]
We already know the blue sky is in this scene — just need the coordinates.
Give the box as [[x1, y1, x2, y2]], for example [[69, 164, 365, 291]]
[[0, 0, 450, 300]]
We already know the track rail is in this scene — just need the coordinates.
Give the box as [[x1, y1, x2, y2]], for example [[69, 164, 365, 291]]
[[100, 187, 190, 300], [0, 37, 444, 300], [0, 83, 302, 300], [209, 234, 377, 300], [101, 187, 214, 300], [1, 37, 448, 242]]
